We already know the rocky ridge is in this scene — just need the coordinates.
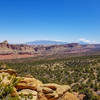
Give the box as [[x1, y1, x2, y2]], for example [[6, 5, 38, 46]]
[[0, 40, 99, 60], [0, 69, 81, 100]]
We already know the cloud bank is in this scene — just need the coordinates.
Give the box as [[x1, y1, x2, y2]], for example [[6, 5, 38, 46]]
[[78, 38, 97, 44]]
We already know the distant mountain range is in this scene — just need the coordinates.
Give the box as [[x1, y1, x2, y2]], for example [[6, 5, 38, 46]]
[[26, 40, 90, 45], [0, 40, 100, 60], [26, 40, 67, 45]]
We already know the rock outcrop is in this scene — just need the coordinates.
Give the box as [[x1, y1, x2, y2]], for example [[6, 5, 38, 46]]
[[59, 92, 79, 100], [16, 77, 43, 90], [0, 69, 80, 100], [0, 69, 17, 75]]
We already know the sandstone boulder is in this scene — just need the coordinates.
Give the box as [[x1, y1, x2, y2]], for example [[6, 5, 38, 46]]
[[0, 69, 17, 76], [41, 83, 71, 100], [41, 87, 54, 94], [16, 77, 43, 91], [37, 92, 48, 100], [44, 91, 58, 100], [59, 92, 79, 100], [18, 89, 37, 100], [43, 83, 71, 96], [0, 69, 81, 100]]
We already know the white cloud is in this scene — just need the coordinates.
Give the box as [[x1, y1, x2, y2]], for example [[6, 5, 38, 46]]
[[78, 38, 97, 44]]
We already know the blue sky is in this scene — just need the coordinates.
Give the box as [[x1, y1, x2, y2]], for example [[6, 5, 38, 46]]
[[0, 0, 100, 43]]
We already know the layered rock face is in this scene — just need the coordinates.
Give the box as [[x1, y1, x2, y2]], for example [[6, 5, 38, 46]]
[[0, 69, 80, 100], [0, 40, 98, 60]]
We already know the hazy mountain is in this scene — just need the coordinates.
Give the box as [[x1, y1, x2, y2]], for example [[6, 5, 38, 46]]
[[26, 40, 67, 45]]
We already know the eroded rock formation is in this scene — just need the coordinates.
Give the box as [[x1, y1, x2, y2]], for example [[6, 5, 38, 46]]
[[0, 69, 80, 100]]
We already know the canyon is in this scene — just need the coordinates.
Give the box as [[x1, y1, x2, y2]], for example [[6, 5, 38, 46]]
[[0, 40, 100, 60]]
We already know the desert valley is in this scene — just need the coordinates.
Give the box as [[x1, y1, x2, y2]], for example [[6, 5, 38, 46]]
[[0, 0, 100, 99], [0, 40, 100, 100]]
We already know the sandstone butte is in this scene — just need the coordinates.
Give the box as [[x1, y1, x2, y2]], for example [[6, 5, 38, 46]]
[[0, 69, 83, 100]]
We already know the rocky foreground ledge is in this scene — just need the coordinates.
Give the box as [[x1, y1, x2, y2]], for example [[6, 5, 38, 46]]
[[0, 69, 81, 100]]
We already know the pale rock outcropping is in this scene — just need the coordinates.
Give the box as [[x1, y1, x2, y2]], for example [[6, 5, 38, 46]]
[[16, 77, 43, 91], [0, 69, 80, 100]]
